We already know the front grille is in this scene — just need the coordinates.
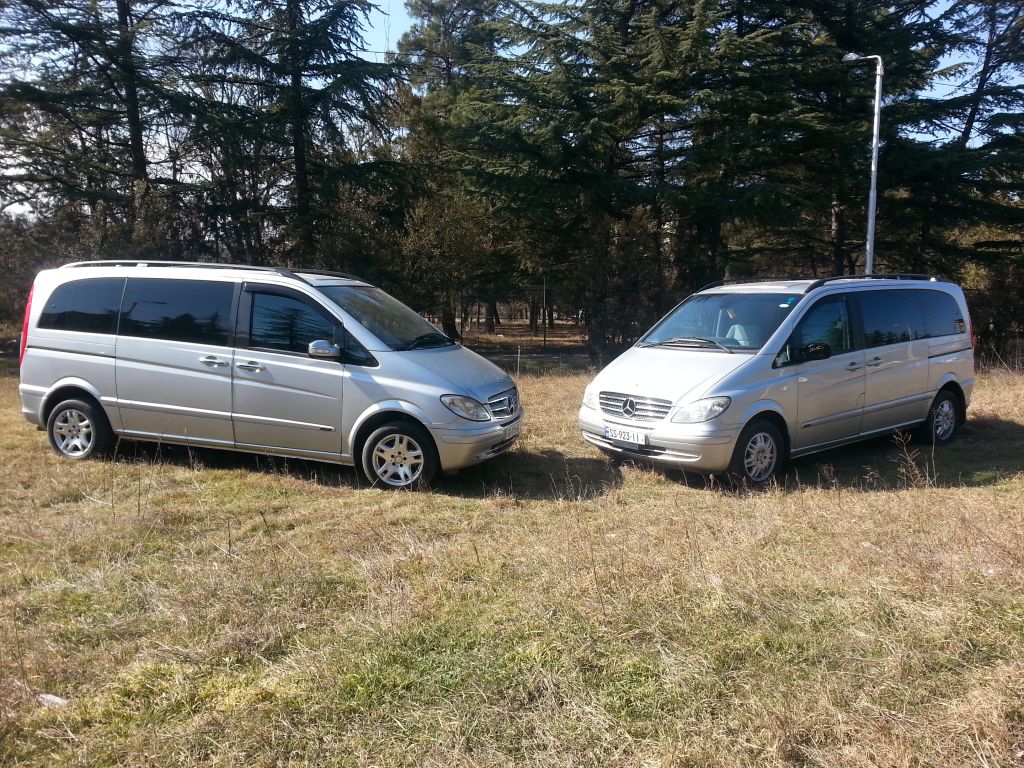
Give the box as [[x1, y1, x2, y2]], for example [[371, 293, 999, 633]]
[[599, 391, 672, 422], [487, 387, 519, 419]]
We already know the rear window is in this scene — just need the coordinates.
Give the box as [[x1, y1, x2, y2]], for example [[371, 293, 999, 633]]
[[917, 289, 966, 338], [37, 278, 125, 334], [119, 278, 234, 345]]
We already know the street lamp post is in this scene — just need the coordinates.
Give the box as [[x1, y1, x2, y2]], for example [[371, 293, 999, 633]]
[[842, 52, 884, 275]]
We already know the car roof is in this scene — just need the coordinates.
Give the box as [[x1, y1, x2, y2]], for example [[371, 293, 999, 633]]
[[700, 274, 949, 295], [55, 261, 371, 287]]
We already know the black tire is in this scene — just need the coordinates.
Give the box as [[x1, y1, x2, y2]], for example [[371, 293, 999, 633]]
[[46, 398, 114, 460], [360, 420, 439, 490], [914, 389, 960, 446], [727, 419, 785, 487]]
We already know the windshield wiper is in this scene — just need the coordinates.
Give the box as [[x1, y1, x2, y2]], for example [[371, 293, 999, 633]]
[[643, 336, 734, 353], [404, 332, 452, 351]]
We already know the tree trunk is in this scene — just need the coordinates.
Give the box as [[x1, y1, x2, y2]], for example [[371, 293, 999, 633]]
[[115, 0, 147, 186], [286, 0, 313, 255], [441, 297, 461, 340], [485, 300, 499, 333], [830, 194, 847, 275], [956, 3, 999, 151]]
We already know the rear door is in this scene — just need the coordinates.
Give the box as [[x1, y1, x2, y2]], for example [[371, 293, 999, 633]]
[[853, 289, 930, 435], [231, 284, 345, 460], [786, 294, 866, 451], [115, 278, 237, 446]]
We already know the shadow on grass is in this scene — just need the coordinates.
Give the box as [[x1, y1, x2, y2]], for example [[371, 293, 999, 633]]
[[543, 416, 1024, 494], [644, 416, 1024, 493], [108, 440, 621, 501], [783, 416, 1024, 490], [95, 414, 1024, 499]]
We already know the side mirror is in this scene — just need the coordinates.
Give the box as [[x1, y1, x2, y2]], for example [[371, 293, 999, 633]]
[[308, 339, 341, 360], [800, 342, 832, 362]]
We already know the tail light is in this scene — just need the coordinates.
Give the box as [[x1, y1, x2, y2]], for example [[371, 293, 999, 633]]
[[19, 284, 33, 367], [968, 311, 975, 349]]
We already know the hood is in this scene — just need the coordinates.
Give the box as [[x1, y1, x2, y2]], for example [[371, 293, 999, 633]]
[[404, 344, 514, 400], [592, 346, 752, 404]]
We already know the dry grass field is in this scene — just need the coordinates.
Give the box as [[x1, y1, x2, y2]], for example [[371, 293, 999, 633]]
[[1, 360, 1023, 767]]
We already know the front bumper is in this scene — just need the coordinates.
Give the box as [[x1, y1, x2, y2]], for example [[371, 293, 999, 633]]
[[432, 411, 524, 471], [578, 405, 737, 474]]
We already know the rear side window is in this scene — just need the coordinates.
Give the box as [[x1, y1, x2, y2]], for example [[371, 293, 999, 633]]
[[857, 290, 926, 348], [37, 278, 125, 334], [917, 289, 966, 338], [249, 292, 335, 354], [120, 279, 234, 345]]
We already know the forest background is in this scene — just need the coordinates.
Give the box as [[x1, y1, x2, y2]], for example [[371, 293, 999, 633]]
[[1, 0, 1021, 356]]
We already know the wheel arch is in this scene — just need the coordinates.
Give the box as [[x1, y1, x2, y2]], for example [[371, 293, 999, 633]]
[[349, 403, 437, 463], [935, 379, 967, 423], [41, 379, 108, 425], [737, 402, 791, 458]]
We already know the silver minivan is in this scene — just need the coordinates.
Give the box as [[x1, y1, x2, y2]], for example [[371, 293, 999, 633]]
[[579, 275, 975, 484], [19, 261, 523, 489]]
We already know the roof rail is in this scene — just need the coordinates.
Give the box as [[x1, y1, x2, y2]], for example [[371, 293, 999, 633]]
[[292, 268, 367, 283], [62, 259, 291, 274], [804, 273, 942, 293], [60, 260, 365, 284]]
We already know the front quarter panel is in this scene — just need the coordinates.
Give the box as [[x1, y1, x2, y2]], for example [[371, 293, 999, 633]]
[[713, 354, 798, 439]]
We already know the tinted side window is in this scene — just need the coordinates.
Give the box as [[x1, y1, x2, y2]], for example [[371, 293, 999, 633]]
[[796, 296, 854, 355], [857, 290, 926, 348], [918, 289, 966, 338], [120, 279, 234, 345], [37, 278, 125, 334], [249, 292, 335, 354]]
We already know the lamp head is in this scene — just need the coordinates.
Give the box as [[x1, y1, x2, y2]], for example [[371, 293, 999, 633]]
[[842, 52, 863, 63]]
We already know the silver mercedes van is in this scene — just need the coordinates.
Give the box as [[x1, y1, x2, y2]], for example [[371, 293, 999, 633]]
[[19, 261, 522, 489], [579, 275, 974, 484]]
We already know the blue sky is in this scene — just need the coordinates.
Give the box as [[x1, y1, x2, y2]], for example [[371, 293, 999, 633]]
[[361, 0, 414, 60]]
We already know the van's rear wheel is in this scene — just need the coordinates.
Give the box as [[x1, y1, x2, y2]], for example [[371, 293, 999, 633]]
[[360, 421, 438, 490], [46, 398, 113, 460], [915, 390, 960, 446], [727, 419, 784, 486]]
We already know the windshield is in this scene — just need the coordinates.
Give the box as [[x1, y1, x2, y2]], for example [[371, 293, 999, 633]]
[[641, 293, 801, 352], [318, 285, 453, 351]]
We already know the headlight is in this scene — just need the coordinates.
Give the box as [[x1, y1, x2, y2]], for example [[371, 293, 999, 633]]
[[441, 394, 491, 422], [582, 386, 598, 409], [671, 396, 731, 423]]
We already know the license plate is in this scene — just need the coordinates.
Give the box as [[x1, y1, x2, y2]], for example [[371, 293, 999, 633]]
[[604, 425, 647, 446], [503, 420, 522, 441]]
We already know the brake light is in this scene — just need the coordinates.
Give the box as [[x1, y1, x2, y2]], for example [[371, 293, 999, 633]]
[[19, 284, 33, 367]]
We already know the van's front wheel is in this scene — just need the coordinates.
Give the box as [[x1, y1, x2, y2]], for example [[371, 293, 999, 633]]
[[727, 419, 784, 486], [46, 398, 113, 460], [360, 421, 439, 489]]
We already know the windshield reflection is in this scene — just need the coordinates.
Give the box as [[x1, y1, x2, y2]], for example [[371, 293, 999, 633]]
[[318, 285, 453, 352], [641, 293, 801, 352]]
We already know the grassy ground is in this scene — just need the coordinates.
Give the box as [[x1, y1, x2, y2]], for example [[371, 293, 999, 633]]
[[1, 366, 1023, 767]]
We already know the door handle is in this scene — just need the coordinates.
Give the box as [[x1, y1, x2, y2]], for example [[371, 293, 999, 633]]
[[866, 356, 883, 368], [199, 355, 228, 367], [236, 360, 265, 372], [846, 362, 862, 371]]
